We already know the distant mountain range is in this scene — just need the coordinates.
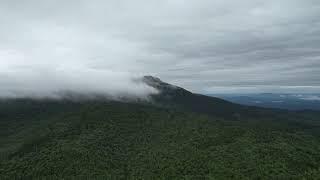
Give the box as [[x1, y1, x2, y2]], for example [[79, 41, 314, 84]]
[[1, 76, 320, 179], [209, 93, 320, 111]]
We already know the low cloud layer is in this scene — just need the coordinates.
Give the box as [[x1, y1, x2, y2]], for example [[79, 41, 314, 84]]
[[0, 65, 156, 99], [0, 0, 319, 97]]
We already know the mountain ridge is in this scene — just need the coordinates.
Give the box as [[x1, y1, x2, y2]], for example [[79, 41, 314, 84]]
[[142, 76, 288, 119]]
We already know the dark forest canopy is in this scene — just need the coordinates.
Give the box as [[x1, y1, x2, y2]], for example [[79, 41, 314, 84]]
[[1, 77, 320, 179]]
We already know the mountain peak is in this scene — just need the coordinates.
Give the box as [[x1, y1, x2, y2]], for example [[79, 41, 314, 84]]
[[143, 76, 163, 83], [142, 75, 179, 91]]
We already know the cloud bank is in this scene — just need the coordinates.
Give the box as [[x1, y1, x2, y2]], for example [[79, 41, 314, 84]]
[[0, 0, 319, 97], [0, 64, 157, 99]]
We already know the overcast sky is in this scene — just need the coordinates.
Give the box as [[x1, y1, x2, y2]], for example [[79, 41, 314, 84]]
[[0, 0, 320, 97]]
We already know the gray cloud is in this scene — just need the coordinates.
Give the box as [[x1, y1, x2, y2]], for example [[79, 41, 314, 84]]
[[0, 0, 319, 97]]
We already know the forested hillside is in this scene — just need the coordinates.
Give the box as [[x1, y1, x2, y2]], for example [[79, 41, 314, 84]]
[[0, 78, 320, 179]]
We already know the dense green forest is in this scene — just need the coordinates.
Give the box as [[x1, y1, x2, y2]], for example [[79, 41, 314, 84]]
[[1, 77, 320, 179]]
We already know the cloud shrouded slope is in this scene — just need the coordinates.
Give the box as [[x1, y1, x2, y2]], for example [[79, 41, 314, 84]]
[[0, 0, 320, 97]]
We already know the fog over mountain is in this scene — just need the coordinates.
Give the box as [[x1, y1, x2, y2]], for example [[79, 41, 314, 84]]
[[1, 0, 320, 97], [0, 67, 157, 99]]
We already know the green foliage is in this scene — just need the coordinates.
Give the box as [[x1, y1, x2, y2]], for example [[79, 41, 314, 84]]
[[0, 100, 320, 179]]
